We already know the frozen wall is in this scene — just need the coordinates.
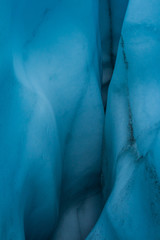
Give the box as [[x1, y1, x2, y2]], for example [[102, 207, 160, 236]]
[[1, 0, 104, 239], [88, 0, 160, 239], [1, 0, 160, 239]]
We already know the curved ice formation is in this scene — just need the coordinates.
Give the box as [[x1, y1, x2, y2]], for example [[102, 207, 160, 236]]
[[0, 0, 160, 239]]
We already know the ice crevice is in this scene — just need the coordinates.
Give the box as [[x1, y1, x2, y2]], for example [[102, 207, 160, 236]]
[[1, 0, 160, 239]]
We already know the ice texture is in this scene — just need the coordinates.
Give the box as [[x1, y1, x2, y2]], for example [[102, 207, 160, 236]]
[[0, 0, 160, 239], [87, 0, 160, 239]]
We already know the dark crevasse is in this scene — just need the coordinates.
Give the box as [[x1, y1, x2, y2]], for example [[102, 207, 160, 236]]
[[100, 0, 128, 110]]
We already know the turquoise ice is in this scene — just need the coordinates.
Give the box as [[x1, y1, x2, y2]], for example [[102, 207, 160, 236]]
[[88, 0, 160, 239], [0, 0, 160, 239]]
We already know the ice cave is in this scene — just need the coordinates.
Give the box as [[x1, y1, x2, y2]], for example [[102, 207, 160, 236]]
[[0, 0, 160, 239]]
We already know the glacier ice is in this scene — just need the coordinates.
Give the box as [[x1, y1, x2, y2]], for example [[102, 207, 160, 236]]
[[88, 0, 160, 239], [0, 0, 160, 239]]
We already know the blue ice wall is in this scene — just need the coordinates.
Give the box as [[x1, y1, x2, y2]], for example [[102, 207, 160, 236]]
[[87, 0, 160, 239], [1, 0, 104, 239], [0, 0, 160, 239]]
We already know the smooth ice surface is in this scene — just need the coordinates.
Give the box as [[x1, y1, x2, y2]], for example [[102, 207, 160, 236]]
[[1, 1, 104, 239], [0, 0, 160, 239]]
